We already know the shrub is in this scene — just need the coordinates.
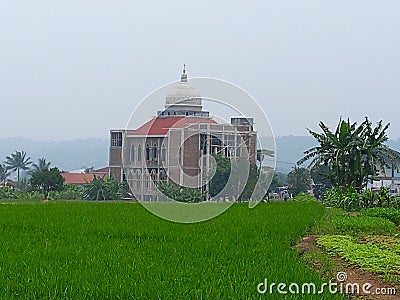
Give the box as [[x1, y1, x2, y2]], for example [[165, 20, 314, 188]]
[[361, 207, 400, 226], [292, 192, 316, 202], [332, 216, 397, 235], [323, 186, 361, 211], [82, 176, 128, 200], [49, 184, 83, 200], [322, 186, 399, 211]]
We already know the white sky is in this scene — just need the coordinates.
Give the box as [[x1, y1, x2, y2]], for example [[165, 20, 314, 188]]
[[0, 0, 399, 141]]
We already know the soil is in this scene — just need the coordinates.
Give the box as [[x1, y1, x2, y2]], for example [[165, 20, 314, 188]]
[[296, 235, 399, 300]]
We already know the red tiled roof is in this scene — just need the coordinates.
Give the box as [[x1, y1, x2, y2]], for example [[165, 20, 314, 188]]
[[130, 116, 217, 136], [62, 173, 106, 185]]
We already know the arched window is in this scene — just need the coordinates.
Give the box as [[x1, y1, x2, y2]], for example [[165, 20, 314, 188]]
[[146, 144, 151, 161], [130, 145, 135, 161], [153, 144, 158, 159], [137, 144, 142, 161], [161, 144, 166, 161]]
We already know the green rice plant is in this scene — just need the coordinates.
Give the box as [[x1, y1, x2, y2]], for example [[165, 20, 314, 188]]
[[0, 201, 344, 299], [332, 215, 397, 235], [361, 207, 400, 226]]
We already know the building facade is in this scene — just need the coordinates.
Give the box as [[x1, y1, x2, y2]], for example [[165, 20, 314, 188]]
[[109, 67, 257, 200]]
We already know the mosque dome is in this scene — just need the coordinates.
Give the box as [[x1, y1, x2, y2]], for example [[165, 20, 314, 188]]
[[165, 65, 202, 111]]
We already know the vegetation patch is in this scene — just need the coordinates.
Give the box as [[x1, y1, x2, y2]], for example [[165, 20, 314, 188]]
[[332, 215, 397, 235], [0, 201, 343, 299], [317, 235, 400, 279], [361, 207, 400, 226]]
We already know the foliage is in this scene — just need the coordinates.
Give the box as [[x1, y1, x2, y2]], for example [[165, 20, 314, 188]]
[[157, 182, 204, 203], [298, 118, 400, 191], [0, 201, 343, 299], [322, 186, 398, 211], [209, 154, 231, 197], [29, 167, 65, 199], [28, 158, 51, 175], [317, 235, 400, 276], [82, 176, 128, 200], [256, 148, 274, 168], [361, 207, 400, 226], [292, 192, 316, 202], [310, 164, 332, 199], [49, 184, 83, 200], [332, 216, 397, 235], [287, 167, 312, 196], [0, 186, 42, 200], [0, 164, 10, 184], [239, 162, 259, 200], [4, 150, 32, 183]]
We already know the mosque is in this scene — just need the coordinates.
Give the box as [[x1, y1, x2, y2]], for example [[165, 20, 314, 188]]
[[109, 66, 257, 200]]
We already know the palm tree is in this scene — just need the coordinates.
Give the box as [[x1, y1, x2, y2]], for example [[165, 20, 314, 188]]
[[298, 118, 400, 191], [29, 158, 51, 174], [0, 163, 10, 186], [4, 150, 32, 183], [256, 149, 274, 169]]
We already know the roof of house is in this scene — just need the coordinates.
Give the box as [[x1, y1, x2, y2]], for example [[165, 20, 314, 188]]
[[130, 116, 217, 136], [62, 173, 106, 185]]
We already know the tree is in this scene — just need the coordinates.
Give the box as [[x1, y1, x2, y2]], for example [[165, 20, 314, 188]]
[[0, 163, 10, 185], [83, 167, 94, 174], [29, 167, 65, 199], [256, 149, 274, 169], [298, 118, 400, 191], [157, 182, 204, 203], [28, 158, 51, 175], [287, 167, 312, 196], [310, 164, 332, 199], [4, 150, 32, 184], [209, 154, 231, 197], [82, 175, 128, 200]]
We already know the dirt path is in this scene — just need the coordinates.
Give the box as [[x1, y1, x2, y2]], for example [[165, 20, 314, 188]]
[[296, 235, 398, 300]]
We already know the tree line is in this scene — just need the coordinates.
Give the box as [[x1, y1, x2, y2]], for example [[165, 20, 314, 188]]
[[0, 151, 126, 200]]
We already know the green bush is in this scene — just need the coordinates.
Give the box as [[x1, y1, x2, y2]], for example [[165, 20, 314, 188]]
[[49, 184, 83, 200], [332, 215, 397, 235], [322, 186, 399, 211], [323, 186, 361, 211], [361, 207, 400, 226], [292, 192, 316, 202], [82, 176, 128, 200]]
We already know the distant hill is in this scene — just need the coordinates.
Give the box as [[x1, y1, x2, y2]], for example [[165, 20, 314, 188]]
[[0, 137, 109, 171], [0, 136, 399, 174]]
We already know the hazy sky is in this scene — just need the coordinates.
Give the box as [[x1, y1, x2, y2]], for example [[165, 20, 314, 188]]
[[1, 0, 399, 141]]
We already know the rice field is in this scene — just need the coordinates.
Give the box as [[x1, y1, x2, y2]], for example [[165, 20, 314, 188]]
[[0, 201, 344, 299]]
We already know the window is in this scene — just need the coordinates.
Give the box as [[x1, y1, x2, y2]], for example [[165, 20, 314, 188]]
[[153, 144, 158, 159], [146, 144, 151, 161], [161, 144, 166, 161], [111, 132, 122, 147], [137, 144, 142, 161], [130, 145, 135, 161]]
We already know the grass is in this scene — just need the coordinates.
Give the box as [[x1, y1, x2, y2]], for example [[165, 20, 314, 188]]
[[0, 201, 344, 299], [332, 215, 397, 235]]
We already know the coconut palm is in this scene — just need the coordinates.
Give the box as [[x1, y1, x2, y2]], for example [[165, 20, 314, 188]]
[[29, 158, 51, 174], [256, 149, 274, 169], [0, 163, 10, 185], [4, 150, 32, 183]]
